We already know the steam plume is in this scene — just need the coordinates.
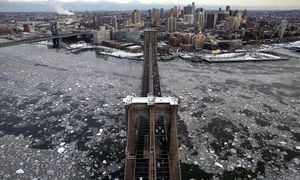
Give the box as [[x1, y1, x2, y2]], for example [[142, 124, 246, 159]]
[[48, 0, 74, 15]]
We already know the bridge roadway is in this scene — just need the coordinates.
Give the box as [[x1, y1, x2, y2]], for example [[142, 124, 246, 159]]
[[124, 29, 181, 180], [0, 31, 92, 48]]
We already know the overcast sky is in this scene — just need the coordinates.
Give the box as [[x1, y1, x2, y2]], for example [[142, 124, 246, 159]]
[[3, 0, 300, 8], [1, 0, 299, 12]]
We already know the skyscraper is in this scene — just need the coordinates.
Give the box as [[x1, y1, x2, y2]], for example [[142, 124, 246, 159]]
[[160, 8, 165, 19], [151, 8, 161, 27], [184, 14, 194, 25], [184, 4, 193, 15], [226, 5, 231, 11], [195, 9, 205, 31], [132, 9, 141, 24], [112, 16, 118, 29], [206, 13, 218, 29], [166, 16, 177, 32], [192, 2, 195, 15]]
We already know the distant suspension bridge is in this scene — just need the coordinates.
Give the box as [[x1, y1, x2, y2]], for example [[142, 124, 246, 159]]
[[0, 31, 92, 48]]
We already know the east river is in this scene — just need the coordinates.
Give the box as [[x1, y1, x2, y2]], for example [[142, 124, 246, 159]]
[[0, 43, 299, 179]]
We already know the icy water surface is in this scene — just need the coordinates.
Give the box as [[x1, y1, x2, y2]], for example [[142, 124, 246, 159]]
[[0, 44, 299, 179]]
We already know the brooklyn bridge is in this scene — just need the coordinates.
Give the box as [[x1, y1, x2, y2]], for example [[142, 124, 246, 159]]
[[123, 29, 181, 180]]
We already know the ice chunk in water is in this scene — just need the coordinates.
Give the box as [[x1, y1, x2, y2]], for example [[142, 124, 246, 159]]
[[16, 169, 24, 174], [214, 162, 224, 168], [57, 147, 65, 154]]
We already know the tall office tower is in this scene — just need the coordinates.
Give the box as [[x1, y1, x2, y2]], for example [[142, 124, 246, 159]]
[[112, 16, 118, 29], [227, 16, 236, 31], [184, 4, 194, 24], [184, 4, 193, 15], [160, 8, 165, 19], [242, 9, 248, 20], [192, 2, 195, 15], [132, 9, 141, 24], [184, 14, 194, 24], [226, 11, 243, 31], [151, 8, 161, 27], [279, 20, 288, 38], [148, 9, 152, 18], [93, 15, 99, 30], [170, 6, 178, 18], [166, 16, 177, 32], [235, 11, 243, 30], [217, 7, 226, 21], [195, 10, 205, 31], [226, 5, 231, 11], [206, 13, 218, 29]]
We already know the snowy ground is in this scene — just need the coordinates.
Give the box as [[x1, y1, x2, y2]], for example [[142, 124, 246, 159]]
[[66, 43, 143, 58], [204, 52, 283, 62], [0, 43, 299, 179]]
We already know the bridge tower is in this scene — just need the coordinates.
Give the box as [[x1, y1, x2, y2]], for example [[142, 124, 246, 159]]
[[51, 22, 60, 48], [124, 29, 181, 180]]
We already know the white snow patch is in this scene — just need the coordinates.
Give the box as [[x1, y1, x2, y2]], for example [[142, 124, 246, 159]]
[[205, 52, 282, 61], [68, 42, 92, 49], [104, 50, 143, 58]]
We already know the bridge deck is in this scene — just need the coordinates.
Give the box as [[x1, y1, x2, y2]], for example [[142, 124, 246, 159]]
[[124, 29, 181, 180]]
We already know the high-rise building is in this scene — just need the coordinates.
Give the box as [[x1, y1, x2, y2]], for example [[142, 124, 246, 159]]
[[112, 16, 118, 29], [242, 9, 248, 20], [195, 10, 205, 31], [151, 8, 161, 27], [206, 13, 218, 29], [148, 9, 152, 18], [227, 11, 243, 31], [184, 14, 194, 25], [279, 20, 288, 38], [184, 4, 193, 15], [93, 26, 111, 44], [170, 6, 178, 18], [160, 8, 165, 19], [192, 2, 195, 15], [132, 9, 141, 24], [226, 5, 231, 11], [93, 15, 99, 30], [226, 11, 243, 31], [166, 16, 177, 32], [235, 11, 243, 30]]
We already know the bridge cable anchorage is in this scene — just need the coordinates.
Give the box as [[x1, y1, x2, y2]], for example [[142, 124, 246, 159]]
[[124, 29, 181, 180]]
